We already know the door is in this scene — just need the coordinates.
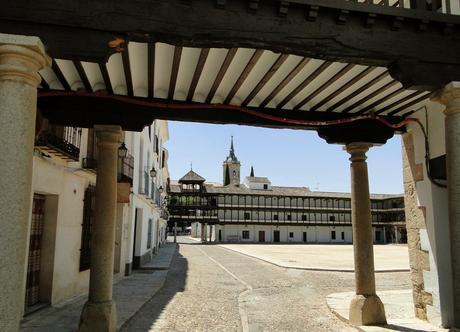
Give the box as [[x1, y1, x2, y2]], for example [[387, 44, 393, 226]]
[[375, 230, 382, 243], [218, 230, 222, 242], [273, 230, 280, 243], [258, 231, 265, 242], [303, 232, 307, 243], [25, 194, 46, 306]]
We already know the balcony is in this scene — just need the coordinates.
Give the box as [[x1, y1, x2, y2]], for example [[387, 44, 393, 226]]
[[118, 153, 134, 186], [35, 125, 81, 161]]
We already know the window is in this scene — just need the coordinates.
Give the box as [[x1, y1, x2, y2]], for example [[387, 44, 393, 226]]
[[301, 215, 307, 221], [273, 214, 278, 220], [287, 214, 291, 221], [341, 231, 345, 240], [263, 184, 268, 189], [329, 215, 336, 222], [331, 230, 336, 240], [244, 212, 250, 220], [289, 232, 294, 238], [79, 185, 96, 271], [242, 230, 250, 239], [147, 219, 153, 249]]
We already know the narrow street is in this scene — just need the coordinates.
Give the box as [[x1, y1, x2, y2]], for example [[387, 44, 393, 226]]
[[122, 237, 411, 332]]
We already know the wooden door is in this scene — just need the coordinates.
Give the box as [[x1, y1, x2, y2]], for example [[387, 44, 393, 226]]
[[25, 194, 45, 306], [258, 231, 265, 242], [273, 230, 280, 243]]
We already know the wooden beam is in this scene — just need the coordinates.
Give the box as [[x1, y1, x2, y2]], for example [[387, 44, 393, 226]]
[[187, 48, 210, 102], [3, 0, 460, 88], [121, 47, 134, 97], [373, 90, 428, 115], [51, 60, 71, 91], [168, 46, 183, 100], [224, 49, 263, 104], [311, 66, 376, 112], [206, 48, 237, 104], [325, 71, 390, 113], [242, 54, 289, 106], [73, 60, 92, 92], [98, 63, 114, 95], [387, 93, 431, 116], [277, 61, 332, 109], [353, 87, 405, 114], [148, 42, 155, 99], [260, 58, 310, 108], [293, 64, 355, 110]]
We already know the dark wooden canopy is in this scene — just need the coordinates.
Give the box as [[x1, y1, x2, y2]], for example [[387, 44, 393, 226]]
[[3, 0, 460, 143]]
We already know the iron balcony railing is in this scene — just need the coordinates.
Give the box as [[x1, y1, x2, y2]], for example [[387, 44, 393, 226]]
[[35, 125, 82, 161]]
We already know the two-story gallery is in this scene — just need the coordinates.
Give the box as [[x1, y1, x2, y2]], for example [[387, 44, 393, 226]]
[[168, 139, 406, 244]]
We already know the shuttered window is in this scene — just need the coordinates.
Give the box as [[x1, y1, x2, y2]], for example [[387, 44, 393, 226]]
[[79, 185, 96, 271]]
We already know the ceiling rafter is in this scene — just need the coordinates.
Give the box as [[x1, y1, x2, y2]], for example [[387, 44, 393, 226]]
[[224, 49, 264, 104], [277, 61, 333, 109], [98, 62, 114, 95], [259, 57, 310, 108], [121, 47, 134, 97], [354, 87, 406, 115], [205, 48, 237, 104], [51, 60, 71, 91], [310, 66, 376, 112], [73, 60, 92, 92], [325, 71, 390, 113], [242, 54, 289, 107], [39, 74, 50, 90], [187, 48, 210, 102], [388, 93, 431, 116], [148, 42, 155, 99], [373, 90, 428, 115], [168, 46, 183, 100], [293, 64, 356, 110]]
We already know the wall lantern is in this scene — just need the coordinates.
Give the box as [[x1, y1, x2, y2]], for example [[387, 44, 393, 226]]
[[118, 142, 128, 158], [150, 166, 157, 178]]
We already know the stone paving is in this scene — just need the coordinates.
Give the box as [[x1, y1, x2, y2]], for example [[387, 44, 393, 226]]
[[327, 290, 448, 332], [20, 242, 177, 332], [122, 237, 412, 332], [218, 243, 410, 272]]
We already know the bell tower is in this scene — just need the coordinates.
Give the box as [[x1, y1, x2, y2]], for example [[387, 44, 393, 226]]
[[223, 136, 240, 186]]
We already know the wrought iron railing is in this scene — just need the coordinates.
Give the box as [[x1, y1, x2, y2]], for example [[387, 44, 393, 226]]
[[35, 125, 82, 160]]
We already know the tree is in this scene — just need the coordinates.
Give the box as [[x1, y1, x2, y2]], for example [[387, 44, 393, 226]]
[[250, 166, 254, 177], [224, 165, 230, 186]]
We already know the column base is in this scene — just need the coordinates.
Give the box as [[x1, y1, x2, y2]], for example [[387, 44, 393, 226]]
[[349, 294, 387, 326], [78, 300, 117, 332]]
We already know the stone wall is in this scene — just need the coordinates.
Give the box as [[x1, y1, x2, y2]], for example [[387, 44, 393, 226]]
[[402, 132, 432, 320]]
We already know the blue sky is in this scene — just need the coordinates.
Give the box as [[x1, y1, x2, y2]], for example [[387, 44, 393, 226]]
[[164, 121, 404, 194]]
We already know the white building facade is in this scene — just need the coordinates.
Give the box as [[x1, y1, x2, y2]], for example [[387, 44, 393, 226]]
[[26, 116, 169, 311]]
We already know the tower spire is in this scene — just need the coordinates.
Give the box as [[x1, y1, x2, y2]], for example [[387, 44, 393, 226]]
[[226, 136, 238, 162]]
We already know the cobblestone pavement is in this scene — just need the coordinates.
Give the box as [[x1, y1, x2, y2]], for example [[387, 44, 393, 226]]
[[122, 237, 411, 332]]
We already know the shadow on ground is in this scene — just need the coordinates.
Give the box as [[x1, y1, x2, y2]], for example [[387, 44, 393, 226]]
[[121, 246, 188, 331]]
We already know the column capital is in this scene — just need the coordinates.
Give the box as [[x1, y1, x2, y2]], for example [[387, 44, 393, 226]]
[[431, 82, 460, 115], [0, 33, 51, 87], [344, 142, 372, 162], [95, 125, 122, 147]]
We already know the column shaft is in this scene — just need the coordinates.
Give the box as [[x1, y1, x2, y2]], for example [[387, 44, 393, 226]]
[[346, 143, 386, 326], [79, 125, 121, 332], [0, 35, 49, 331], [174, 221, 177, 243]]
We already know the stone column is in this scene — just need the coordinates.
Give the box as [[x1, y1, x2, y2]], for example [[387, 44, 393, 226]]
[[209, 225, 213, 242], [432, 82, 460, 328], [174, 221, 177, 243], [79, 125, 122, 332], [0, 34, 50, 331], [201, 223, 205, 242], [345, 143, 386, 326]]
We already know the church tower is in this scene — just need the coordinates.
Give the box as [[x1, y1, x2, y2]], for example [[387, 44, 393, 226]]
[[223, 136, 241, 186]]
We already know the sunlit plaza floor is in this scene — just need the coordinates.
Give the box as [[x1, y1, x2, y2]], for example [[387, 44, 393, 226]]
[[217, 243, 410, 272]]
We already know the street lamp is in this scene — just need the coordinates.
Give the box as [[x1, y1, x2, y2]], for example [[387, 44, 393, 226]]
[[150, 166, 157, 177], [118, 142, 128, 158]]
